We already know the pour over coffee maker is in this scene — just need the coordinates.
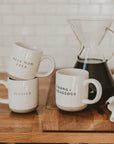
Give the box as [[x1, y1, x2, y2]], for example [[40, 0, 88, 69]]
[[69, 19, 114, 103]]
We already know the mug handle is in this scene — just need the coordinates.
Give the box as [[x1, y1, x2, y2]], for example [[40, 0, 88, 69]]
[[0, 80, 9, 104], [36, 55, 55, 77], [82, 79, 102, 104]]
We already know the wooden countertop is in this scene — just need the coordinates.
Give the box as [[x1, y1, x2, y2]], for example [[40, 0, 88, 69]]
[[0, 71, 114, 143]]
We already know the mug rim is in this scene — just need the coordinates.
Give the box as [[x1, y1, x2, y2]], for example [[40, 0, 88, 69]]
[[14, 42, 43, 53], [56, 68, 89, 77], [8, 77, 37, 82]]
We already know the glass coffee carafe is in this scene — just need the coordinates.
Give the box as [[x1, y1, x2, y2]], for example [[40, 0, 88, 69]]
[[69, 19, 114, 103]]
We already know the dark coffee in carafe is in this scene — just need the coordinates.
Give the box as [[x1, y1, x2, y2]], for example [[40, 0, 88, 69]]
[[69, 18, 114, 103], [75, 58, 114, 103]]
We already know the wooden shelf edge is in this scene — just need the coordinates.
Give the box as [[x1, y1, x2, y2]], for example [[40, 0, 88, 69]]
[[32, 132, 114, 143], [0, 132, 114, 143], [0, 133, 31, 143]]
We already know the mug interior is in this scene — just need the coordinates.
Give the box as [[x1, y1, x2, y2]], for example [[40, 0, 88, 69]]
[[9, 77, 37, 81], [15, 42, 42, 52], [57, 68, 89, 77]]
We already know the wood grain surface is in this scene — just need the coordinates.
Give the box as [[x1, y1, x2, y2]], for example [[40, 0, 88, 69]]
[[0, 73, 51, 143], [42, 70, 114, 132], [0, 71, 114, 143]]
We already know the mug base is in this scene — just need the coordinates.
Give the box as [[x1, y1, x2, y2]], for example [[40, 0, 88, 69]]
[[56, 104, 87, 112], [10, 106, 37, 113]]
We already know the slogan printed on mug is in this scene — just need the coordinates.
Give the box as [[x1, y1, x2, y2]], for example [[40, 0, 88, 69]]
[[12, 57, 34, 68], [13, 91, 32, 96], [56, 85, 76, 96]]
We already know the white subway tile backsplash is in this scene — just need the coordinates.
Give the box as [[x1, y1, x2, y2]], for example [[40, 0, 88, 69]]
[[0, 56, 9, 72], [24, 0, 37, 4], [0, 26, 13, 36], [0, 47, 11, 56], [35, 0, 69, 4], [45, 16, 67, 25], [1, 0, 26, 4], [36, 0, 89, 5], [36, 5, 56, 14], [13, 26, 36, 36], [68, 0, 90, 4], [0, 0, 113, 70], [36, 5, 78, 15], [1, 36, 25, 47], [56, 5, 78, 15], [24, 15, 45, 25], [0, 16, 2, 24], [3, 16, 23, 24], [67, 36, 80, 49], [0, 5, 13, 14], [102, 5, 114, 14], [36, 25, 72, 36], [90, 0, 114, 4], [24, 36, 46, 48], [79, 5, 100, 15], [13, 5, 35, 14]]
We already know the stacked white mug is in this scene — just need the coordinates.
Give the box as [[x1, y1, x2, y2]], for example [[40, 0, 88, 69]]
[[0, 42, 55, 113]]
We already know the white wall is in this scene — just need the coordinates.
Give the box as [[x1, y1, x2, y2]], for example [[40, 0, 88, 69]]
[[0, 0, 114, 72]]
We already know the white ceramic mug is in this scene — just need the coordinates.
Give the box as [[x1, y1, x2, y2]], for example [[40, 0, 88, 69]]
[[8, 42, 55, 80], [0, 77, 38, 113], [56, 68, 102, 112]]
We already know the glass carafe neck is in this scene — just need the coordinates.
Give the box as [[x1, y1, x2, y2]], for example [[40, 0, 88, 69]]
[[78, 45, 106, 62]]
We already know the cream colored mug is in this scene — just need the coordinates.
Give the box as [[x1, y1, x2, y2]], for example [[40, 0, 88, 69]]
[[56, 68, 102, 112], [0, 77, 38, 113], [8, 42, 55, 80]]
